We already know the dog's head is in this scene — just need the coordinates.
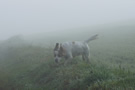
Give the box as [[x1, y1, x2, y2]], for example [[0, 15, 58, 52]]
[[54, 43, 65, 63]]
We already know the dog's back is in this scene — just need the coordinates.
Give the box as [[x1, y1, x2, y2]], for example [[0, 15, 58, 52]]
[[61, 41, 89, 57]]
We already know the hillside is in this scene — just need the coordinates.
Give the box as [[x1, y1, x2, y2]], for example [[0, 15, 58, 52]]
[[0, 22, 135, 90], [25, 20, 135, 46]]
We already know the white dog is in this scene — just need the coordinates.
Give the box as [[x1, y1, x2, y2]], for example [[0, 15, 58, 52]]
[[54, 34, 98, 63]]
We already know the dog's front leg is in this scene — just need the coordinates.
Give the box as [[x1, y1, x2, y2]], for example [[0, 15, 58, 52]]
[[64, 53, 73, 65]]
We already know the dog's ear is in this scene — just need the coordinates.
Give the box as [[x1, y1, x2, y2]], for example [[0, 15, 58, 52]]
[[60, 45, 63, 52], [54, 43, 59, 50]]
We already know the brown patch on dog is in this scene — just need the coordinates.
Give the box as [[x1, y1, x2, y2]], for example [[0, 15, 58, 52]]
[[72, 41, 75, 44], [59, 45, 66, 56]]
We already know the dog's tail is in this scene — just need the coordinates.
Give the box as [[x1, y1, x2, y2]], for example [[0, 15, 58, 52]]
[[84, 34, 98, 43]]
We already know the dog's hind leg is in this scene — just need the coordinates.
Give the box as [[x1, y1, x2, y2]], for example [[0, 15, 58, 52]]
[[86, 56, 90, 62], [83, 54, 90, 63], [82, 55, 85, 61]]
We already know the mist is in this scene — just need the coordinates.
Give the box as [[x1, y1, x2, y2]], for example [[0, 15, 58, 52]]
[[1, 1, 135, 89], [0, 0, 135, 40]]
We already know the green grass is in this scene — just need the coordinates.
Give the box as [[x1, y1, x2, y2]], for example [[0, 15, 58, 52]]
[[0, 24, 135, 90], [0, 44, 135, 90]]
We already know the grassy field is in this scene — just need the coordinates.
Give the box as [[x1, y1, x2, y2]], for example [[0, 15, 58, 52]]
[[0, 23, 135, 90]]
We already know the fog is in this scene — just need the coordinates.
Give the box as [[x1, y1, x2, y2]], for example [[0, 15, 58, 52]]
[[0, 0, 135, 40], [1, 1, 135, 89]]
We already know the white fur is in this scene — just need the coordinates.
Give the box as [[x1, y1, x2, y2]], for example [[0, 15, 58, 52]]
[[61, 41, 90, 60], [54, 34, 98, 63]]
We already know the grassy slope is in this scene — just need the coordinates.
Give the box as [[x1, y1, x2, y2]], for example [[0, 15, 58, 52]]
[[0, 23, 135, 90]]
